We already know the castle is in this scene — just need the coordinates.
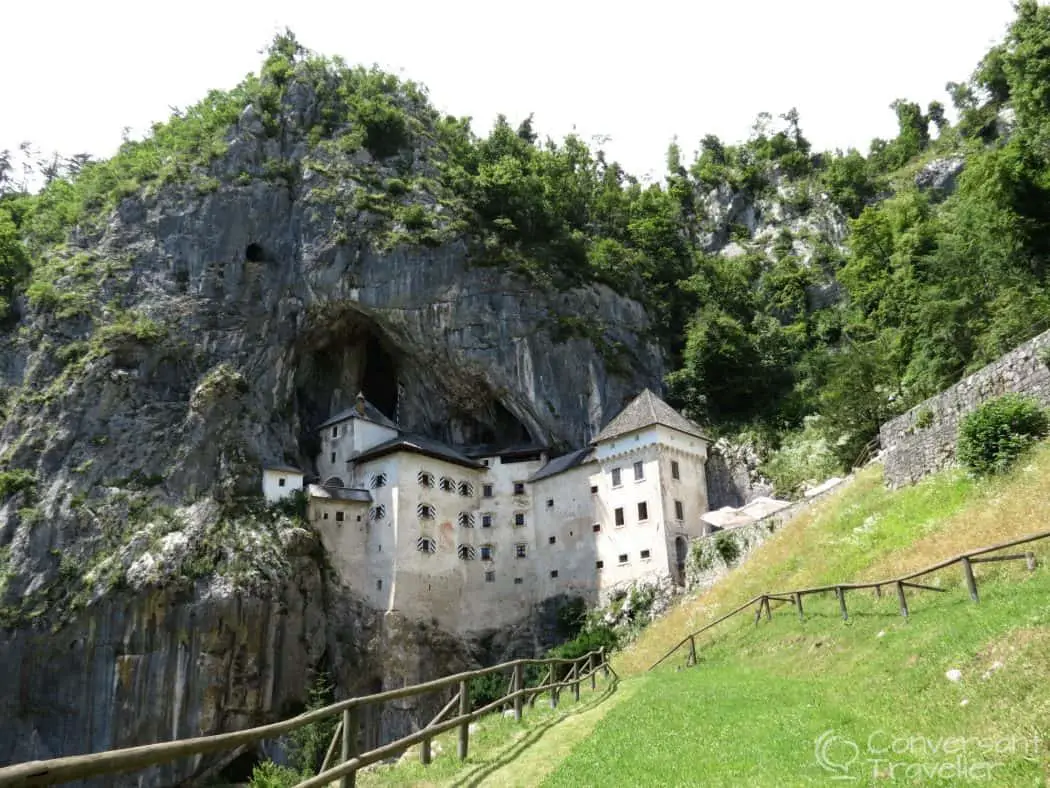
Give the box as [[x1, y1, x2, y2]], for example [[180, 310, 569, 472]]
[[262, 389, 711, 635]]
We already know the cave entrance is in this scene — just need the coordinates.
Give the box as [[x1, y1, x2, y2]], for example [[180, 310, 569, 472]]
[[361, 333, 397, 420]]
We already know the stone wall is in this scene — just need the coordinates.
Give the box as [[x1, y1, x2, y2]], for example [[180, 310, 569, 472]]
[[879, 329, 1050, 488]]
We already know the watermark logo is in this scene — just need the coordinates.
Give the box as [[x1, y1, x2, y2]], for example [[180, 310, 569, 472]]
[[813, 729, 1041, 782]]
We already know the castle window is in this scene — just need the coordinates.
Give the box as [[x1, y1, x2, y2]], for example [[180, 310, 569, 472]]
[[641, 549, 651, 560], [418, 471, 434, 488], [370, 473, 387, 489], [481, 513, 493, 528], [614, 507, 624, 527], [611, 468, 622, 487], [546, 498, 554, 508], [417, 503, 435, 520], [596, 560, 604, 570], [331, 452, 336, 464], [458, 544, 477, 561], [369, 504, 386, 521], [514, 512, 526, 527], [336, 511, 345, 522], [675, 500, 684, 521], [592, 523, 601, 533], [376, 579, 382, 590], [417, 536, 437, 554], [458, 512, 475, 528], [618, 553, 629, 564], [332, 426, 338, 438], [515, 543, 527, 559], [278, 477, 286, 487], [590, 484, 598, 494], [548, 536, 556, 545], [513, 481, 526, 496], [633, 461, 644, 481], [323, 512, 329, 520], [439, 476, 456, 492], [637, 501, 648, 521], [480, 544, 494, 561], [671, 460, 680, 480], [485, 571, 495, 583], [514, 577, 523, 585], [482, 484, 493, 498], [550, 570, 559, 579], [459, 481, 474, 497]]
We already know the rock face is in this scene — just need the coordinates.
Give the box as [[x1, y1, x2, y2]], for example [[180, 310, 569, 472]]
[[914, 156, 966, 199], [0, 67, 661, 783]]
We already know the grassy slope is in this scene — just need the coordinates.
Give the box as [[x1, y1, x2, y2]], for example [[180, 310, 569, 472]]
[[543, 445, 1050, 786]]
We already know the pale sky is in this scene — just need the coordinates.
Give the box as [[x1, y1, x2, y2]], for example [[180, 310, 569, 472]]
[[1, 0, 1019, 181]]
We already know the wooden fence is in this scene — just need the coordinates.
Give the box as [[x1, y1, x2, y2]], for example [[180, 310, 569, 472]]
[[649, 529, 1050, 671], [0, 648, 614, 788]]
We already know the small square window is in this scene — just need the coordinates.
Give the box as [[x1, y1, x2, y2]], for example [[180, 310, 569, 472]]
[[482, 459, 490, 467], [550, 570, 559, 579], [514, 577, 524, 585], [614, 507, 624, 527], [633, 461, 644, 481], [548, 536, 556, 545], [675, 500, 684, 521], [595, 560, 604, 569], [618, 553, 629, 565], [323, 511, 329, 520], [641, 549, 651, 560], [485, 571, 495, 583], [611, 468, 622, 487], [330, 452, 336, 464], [515, 543, 528, 558], [671, 460, 680, 480], [376, 578, 382, 590], [637, 501, 648, 521], [481, 513, 492, 528], [278, 477, 286, 487], [483, 484, 493, 498], [514, 481, 526, 495], [514, 512, 526, 527], [546, 498, 554, 508], [590, 484, 599, 494], [592, 523, 601, 533], [336, 511, 345, 522], [480, 545, 493, 561]]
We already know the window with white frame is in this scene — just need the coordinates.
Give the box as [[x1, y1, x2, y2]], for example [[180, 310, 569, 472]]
[[515, 543, 528, 559], [674, 500, 684, 521], [480, 544, 494, 561], [671, 460, 680, 480], [369, 505, 386, 521], [637, 501, 648, 521], [633, 461, 644, 481], [417, 536, 437, 554], [417, 503, 436, 520], [418, 471, 434, 488], [459, 481, 474, 497], [611, 467, 622, 487], [439, 476, 456, 492], [458, 544, 477, 561], [458, 511, 475, 528], [370, 472, 387, 489]]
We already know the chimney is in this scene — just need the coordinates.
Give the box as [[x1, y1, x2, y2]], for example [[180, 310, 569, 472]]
[[356, 391, 366, 417]]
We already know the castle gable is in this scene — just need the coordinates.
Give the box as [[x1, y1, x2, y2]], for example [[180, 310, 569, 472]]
[[593, 388, 709, 444]]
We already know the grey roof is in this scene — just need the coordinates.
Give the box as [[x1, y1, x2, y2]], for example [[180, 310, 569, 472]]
[[460, 443, 548, 460], [352, 434, 485, 470], [307, 484, 372, 503], [264, 464, 304, 474], [592, 389, 710, 444], [527, 447, 596, 483], [318, 398, 399, 431]]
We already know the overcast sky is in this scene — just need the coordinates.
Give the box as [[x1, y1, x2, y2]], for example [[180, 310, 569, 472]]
[[1, 0, 1019, 181]]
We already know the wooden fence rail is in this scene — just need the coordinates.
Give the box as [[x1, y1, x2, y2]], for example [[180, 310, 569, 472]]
[[0, 648, 612, 788], [649, 529, 1050, 672]]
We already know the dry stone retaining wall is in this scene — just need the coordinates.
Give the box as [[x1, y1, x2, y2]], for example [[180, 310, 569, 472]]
[[879, 329, 1050, 488]]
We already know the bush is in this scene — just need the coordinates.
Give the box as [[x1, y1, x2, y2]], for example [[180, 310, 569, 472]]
[[249, 761, 305, 788], [713, 532, 740, 565], [0, 469, 35, 502], [760, 416, 842, 498], [957, 394, 1049, 475]]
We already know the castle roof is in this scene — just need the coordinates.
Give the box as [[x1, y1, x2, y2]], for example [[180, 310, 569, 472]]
[[264, 464, 304, 475], [352, 434, 485, 470], [307, 484, 372, 503], [592, 389, 710, 444], [527, 447, 595, 483], [318, 396, 398, 432]]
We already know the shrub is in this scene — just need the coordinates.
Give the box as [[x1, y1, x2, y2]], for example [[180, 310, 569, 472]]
[[760, 416, 842, 497], [713, 532, 740, 565], [957, 394, 1049, 475], [249, 761, 305, 788], [915, 408, 934, 429], [0, 469, 35, 501]]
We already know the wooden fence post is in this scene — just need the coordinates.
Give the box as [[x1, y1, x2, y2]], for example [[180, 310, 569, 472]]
[[550, 665, 559, 709], [836, 586, 848, 621], [961, 557, 979, 603], [602, 647, 610, 678], [458, 679, 470, 760], [572, 662, 581, 702], [687, 635, 697, 667], [1027, 551, 1037, 571], [794, 592, 803, 621], [340, 706, 359, 788], [589, 653, 596, 690], [763, 596, 772, 622], [513, 663, 524, 721], [874, 584, 882, 598], [895, 581, 909, 617]]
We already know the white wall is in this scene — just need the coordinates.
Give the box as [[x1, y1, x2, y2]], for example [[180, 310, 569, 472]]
[[531, 462, 601, 603], [317, 417, 397, 484], [262, 470, 303, 503]]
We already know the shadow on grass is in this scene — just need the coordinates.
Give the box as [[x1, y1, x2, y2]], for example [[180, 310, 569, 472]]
[[446, 677, 621, 788]]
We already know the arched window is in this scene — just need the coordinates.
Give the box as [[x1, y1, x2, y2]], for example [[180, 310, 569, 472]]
[[369, 505, 386, 521], [458, 512, 475, 528], [417, 536, 437, 554], [370, 473, 387, 489], [458, 544, 477, 561], [439, 476, 456, 492], [417, 503, 435, 520], [458, 481, 474, 497], [418, 471, 434, 488]]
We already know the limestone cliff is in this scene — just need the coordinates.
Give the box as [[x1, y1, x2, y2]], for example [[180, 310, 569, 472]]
[[0, 52, 659, 783]]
